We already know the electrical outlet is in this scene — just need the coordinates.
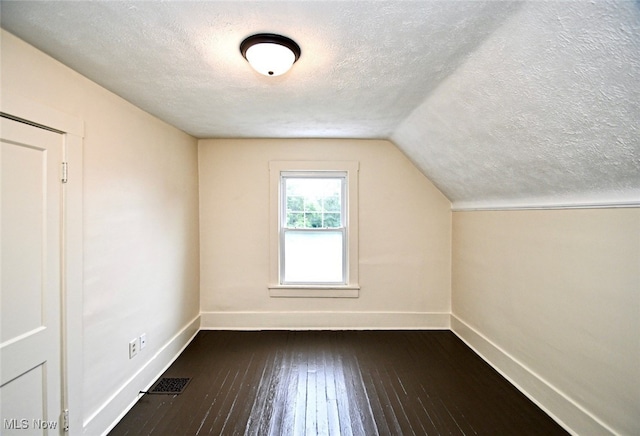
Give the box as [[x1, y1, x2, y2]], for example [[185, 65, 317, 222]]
[[140, 333, 147, 350], [129, 338, 139, 359]]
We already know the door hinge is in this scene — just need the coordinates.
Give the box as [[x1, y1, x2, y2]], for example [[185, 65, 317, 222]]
[[62, 409, 69, 432], [61, 162, 68, 183]]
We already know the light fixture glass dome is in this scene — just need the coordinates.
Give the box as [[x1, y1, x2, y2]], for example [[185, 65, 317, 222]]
[[241, 34, 301, 77]]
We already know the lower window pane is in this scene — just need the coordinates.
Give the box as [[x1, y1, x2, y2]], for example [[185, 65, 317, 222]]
[[283, 231, 343, 283]]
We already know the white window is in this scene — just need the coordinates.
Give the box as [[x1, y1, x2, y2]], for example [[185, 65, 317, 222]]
[[281, 173, 346, 284], [269, 161, 359, 297]]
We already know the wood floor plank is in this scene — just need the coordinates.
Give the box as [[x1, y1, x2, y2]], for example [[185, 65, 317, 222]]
[[321, 345, 342, 436], [110, 330, 569, 436]]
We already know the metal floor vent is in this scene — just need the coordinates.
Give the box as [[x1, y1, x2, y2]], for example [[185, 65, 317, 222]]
[[148, 377, 191, 395]]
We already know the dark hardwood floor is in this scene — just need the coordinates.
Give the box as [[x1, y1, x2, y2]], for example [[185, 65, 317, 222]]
[[110, 330, 568, 435]]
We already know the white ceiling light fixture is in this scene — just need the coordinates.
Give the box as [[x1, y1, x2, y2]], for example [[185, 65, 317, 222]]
[[240, 33, 301, 77]]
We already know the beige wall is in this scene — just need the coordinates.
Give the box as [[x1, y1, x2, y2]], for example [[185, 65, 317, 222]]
[[452, 208, 640, 435], [199, 138, 451, 328], [1, 30, 200, 434]]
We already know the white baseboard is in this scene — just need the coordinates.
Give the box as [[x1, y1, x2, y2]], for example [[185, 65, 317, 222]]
[[83, 315, 201, 436], [451, 315, 615, 436], [200, 311, 450, 330]]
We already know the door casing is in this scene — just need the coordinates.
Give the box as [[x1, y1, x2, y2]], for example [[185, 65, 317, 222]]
[[1, 93, 84, 435]]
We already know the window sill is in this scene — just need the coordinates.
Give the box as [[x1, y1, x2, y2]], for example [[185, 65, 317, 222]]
[[268, 285, 360, 298]]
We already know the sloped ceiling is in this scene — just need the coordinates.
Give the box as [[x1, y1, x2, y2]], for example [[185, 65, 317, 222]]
[[392, 1, 640, 209], [1, 1, 639, 208]]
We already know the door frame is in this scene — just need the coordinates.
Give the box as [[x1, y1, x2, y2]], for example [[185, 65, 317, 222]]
[[1, 92, 84, 435]]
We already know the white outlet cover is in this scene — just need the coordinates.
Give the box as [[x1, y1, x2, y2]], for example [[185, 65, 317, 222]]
[[129, 339, 138, 359], [140, 333, 147, 350]]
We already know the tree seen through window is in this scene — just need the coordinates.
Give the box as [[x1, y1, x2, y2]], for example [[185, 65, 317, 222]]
[[285, 178, 342, 228]]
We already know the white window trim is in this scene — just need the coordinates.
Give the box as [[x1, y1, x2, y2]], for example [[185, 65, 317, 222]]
[[269, 161, 360, 298]]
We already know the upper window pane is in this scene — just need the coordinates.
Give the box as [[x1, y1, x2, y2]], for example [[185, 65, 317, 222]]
[[285, 178, 342, 229]]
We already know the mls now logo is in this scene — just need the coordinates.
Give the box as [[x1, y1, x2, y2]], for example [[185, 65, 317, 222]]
[[4, 418, 58, 430]]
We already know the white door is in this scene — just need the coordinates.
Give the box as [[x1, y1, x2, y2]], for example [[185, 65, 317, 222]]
[[1, 117, 64, 435]]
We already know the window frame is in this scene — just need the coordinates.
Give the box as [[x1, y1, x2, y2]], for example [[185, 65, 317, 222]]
[[280, 171, 347, 286], [269, 161, 360, 298]]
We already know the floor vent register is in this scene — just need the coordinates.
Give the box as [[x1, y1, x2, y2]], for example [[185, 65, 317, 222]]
[[144, 377, 191, 395]]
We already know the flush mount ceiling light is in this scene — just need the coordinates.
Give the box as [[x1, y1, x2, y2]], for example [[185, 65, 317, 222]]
[[240, 33, 301, 77]]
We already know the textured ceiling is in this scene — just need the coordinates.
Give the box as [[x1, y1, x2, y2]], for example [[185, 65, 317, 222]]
[[0, 1, 519, 138], [392, 1, 640, 208], [1, 0, 639, 207]]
